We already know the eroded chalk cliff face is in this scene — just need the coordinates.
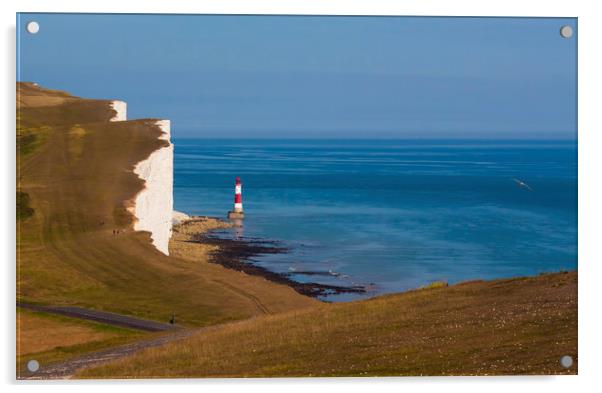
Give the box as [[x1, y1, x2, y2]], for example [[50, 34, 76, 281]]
[[131, 120, 174, 255], [108, 99, 174, 254], [110, 100, 127, 121]]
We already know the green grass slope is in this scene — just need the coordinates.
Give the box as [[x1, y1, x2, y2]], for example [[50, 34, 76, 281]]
[[16, 82, 316, 328], [81, 271, 577, 377]]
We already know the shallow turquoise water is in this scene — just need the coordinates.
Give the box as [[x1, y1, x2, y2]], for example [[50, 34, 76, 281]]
[[174, 139, 577, 301]]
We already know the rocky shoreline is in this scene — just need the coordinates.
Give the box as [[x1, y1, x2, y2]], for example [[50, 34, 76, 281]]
[[184, 218, 367, 299]]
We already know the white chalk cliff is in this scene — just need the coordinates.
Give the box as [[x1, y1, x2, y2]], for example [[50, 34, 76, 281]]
[[110, 100, 127, 121], [112, 100, 173, 255], [131, 120, 174, 255]]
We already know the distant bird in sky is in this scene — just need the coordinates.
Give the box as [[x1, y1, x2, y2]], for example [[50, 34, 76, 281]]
[[512, 178, 533, 191]]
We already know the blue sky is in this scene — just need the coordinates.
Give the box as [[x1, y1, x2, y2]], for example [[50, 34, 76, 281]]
[[17, 14, 577, 139]]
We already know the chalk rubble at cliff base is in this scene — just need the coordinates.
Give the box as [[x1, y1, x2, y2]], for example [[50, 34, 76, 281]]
[[172, 211, 191, 225]]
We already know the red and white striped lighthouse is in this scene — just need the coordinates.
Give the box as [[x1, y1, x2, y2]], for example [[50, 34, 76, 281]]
[[234, 176, 243, 212], [228, 176, 245, 219]]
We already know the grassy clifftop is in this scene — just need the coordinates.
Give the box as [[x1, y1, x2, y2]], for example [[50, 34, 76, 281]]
[[16, 82, 316, 328]]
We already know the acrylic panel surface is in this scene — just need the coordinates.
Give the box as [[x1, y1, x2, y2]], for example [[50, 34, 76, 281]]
[[16, 13, 577, 379]]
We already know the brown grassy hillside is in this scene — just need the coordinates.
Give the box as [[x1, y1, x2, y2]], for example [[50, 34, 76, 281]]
[[17, 308, 145, 374], [80, 271, 577, 378]]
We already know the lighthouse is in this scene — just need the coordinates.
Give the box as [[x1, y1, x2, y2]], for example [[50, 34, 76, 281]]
[[227, 176, 245, 219]]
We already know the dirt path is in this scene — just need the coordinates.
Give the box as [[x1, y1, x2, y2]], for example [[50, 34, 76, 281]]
[[17, 302, 178, 332], [19, 317, 260, 380], [19, 328, 196, 379]]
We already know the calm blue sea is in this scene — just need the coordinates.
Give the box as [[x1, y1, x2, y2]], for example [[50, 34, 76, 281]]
[[173, 139, 577, 301]]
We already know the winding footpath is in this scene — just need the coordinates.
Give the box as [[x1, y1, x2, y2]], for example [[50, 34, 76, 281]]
[[17, 303, 260, 379], [20, 328, 196, 380], [17, 302, 187, 379], [17, 302, 179, 332]]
